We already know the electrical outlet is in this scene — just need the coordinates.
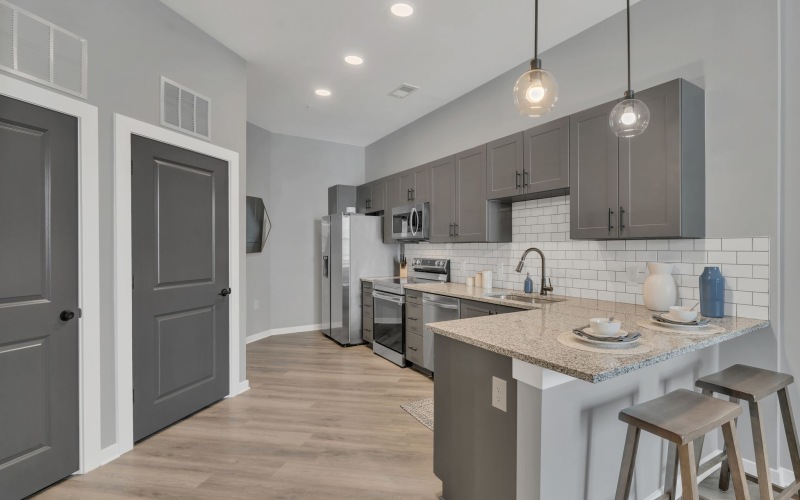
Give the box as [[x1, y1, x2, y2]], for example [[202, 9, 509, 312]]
[[492, 376, 507, 412], [253, 299, 260, 310], [626, 264, 646, 284]]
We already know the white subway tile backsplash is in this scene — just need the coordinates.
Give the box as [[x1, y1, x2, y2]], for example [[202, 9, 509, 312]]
[[405, 196, 770, 320]]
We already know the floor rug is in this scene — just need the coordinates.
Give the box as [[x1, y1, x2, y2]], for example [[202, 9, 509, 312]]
[[401, 397, 433, 431]]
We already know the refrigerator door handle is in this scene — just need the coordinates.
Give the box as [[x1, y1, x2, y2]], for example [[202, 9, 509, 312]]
[[323, 255, 329, 277]]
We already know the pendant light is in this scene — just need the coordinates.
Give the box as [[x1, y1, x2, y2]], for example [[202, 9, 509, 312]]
[[609, 0, 649, 137], [513, 0, 558, 117]]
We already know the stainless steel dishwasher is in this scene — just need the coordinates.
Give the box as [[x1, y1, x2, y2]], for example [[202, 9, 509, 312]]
[[422, 293, 460, 373]]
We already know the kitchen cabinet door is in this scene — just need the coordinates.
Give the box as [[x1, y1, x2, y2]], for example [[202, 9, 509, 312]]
[[460, 299, 493, 319], [486, 132, 524, 200], [412, 164, 431, 204], [429, 155, 457, 243], [524, 116, 569, 194], [619, 79, 705, 239], [399, 171, 414, 204], [357, 184, 371, 213], [383, 176, 402, 242], [368, 180, 385, 214], [455, 145, 488, 243], [569, 101, 620, 239]]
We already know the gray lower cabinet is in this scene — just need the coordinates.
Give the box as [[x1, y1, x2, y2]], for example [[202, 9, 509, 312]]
[[486, 132, 524, 200], [362, 283, 373, 343], [570, 78, 705, 240], [460, 299, 522, 318], [405, 290, 428, 370], [434, 334, 516, 500], [524, 116, 570, 194]]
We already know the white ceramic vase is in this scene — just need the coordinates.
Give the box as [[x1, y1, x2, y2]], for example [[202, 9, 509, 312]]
[[642, 262, 678, 312]]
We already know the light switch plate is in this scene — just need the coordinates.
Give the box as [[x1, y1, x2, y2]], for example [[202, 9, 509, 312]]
[[492, 376, 507, 412]]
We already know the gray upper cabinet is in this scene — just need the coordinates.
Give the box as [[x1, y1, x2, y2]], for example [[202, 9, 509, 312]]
[[486, 132, 524, 200], [399, 164, 432, 204], [357, 184, 370, 213], [429, 155, 457, 243], [454, 145, 488, 242], [570, 78, 705, 240], [357, 181, 385, 214], [569, 100, 621, 240], [383, 175, 402, 242], [399, 171, 414, 204], [524, 116, 570, 194], [618, 79, 705, 239]]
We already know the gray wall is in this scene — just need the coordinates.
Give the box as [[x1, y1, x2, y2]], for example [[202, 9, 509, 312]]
[[245, 124, 366, 336], [366, 0, 786, 468], [779, 0, 799, 467], [7, 0, 248, 449]]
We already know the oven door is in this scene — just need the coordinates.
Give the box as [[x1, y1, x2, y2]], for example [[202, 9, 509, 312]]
[[372, 290, 406, 364]]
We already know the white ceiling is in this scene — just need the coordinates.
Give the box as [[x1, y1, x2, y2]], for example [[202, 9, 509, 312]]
[[160, 0, 634, 147]]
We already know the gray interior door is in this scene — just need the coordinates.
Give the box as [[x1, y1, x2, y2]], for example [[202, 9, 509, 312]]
[[131, 135, 229, 442], [569, 101, 620, 239], [0, 95, 79, 498]]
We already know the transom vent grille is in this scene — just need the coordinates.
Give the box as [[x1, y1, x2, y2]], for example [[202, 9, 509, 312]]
[[161, 76, 211, 140], [388, 83, 419, 99], [0, 0, 88, 98]]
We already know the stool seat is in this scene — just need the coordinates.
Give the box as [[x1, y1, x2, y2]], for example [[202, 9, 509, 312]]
[[696, 364, 794, 402], [619, 389, 741, 445]]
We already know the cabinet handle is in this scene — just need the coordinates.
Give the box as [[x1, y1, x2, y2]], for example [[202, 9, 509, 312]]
[[407, 188, 411, 201], [408, 317, 418, 321], [408, 346, 418, 351], [366, 198, 371, 209], [516, 171, 521, 189], [449, 223, 454, 237], [454, 223, 459, 236], [608, 208, 615, 231], [523, 171, 529, 189], [411, 188, 415, 200], [620, 206, 626, 230]]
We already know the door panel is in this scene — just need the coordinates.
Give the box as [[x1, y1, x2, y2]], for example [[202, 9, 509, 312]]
[[487, 132, 523, 200], [384, 176, 402, 242], [569, 101, 619, 239], [0, 95, 79, 499], [524, 117, 570, 194], [413, 164, 431, 203], [320, 217, 331, 336], [132, 135, 229, 442], [619, 81, 681, 238], [455, 145, 487, 242], [399, 172, 413, 204], [429, 156, 456, 243]]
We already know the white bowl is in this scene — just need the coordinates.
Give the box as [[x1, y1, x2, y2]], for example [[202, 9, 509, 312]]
[[589, 318, 622, 336], [669, 306, 698, 322]]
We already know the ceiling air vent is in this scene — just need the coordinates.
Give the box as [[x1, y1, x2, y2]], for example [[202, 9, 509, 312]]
[[388, 83, 419, 99], [0, 0, 87, 98], [160, 76, 211, 140]]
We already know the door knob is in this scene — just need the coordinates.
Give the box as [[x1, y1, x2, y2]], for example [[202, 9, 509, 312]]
[[60, 310, 76, 321], [220, 288, 232, 297]]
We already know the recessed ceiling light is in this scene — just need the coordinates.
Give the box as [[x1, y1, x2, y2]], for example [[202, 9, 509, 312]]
[[344, 55, 364, 66], [315, 89, 331, 97], [391, 3, 414, 17]]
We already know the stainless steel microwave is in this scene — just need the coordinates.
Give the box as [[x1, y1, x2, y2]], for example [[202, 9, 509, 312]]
[[391, 202, 429, 242]]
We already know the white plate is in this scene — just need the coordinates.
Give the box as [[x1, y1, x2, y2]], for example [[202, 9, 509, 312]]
[[573, 330, 640, 349], [583, 327, 625, 338], [652, 315, 709, 329]]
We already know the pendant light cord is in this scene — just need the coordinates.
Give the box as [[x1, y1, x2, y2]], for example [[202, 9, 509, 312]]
[[534, 0, 539, 59], [626, 0, 631, 92]]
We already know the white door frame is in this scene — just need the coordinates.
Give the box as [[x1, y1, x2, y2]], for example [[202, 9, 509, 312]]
[[112, 114, 246, 459], [0, 73, 102, 473]]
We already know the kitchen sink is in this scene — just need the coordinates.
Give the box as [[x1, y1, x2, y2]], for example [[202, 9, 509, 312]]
[[484, 293, 565, 305]]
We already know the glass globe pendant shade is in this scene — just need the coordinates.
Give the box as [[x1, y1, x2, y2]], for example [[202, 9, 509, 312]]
[[609, 95, 650, 137], [513, 63, 558, 117]]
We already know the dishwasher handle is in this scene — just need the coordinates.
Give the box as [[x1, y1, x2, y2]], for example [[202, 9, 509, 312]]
[[423, 300, 459, 310]]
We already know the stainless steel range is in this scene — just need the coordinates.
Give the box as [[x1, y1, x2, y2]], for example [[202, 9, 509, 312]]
[[371, 258, 450, 367]]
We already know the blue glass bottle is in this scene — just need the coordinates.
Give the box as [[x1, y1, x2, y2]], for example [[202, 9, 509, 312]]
[[699, 266, 725, 318], [524, 273, 533, 294]]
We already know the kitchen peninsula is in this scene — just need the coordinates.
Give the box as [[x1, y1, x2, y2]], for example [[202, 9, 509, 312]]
[[412, 282, 769, 500]]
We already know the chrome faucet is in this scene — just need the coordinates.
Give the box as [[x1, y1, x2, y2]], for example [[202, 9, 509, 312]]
[[515, 247, 554, 296]]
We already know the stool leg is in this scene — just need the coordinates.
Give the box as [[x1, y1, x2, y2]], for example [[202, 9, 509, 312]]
[[750, 400, 776, 500], [679, 441, 700, 500], [694, 388, 713, 472], [615, 425, 640, 500], [664, 442, 679, 500], [778, 388, 800, 482], [719, 396, 741, 492], [721, 420, 751, 500]]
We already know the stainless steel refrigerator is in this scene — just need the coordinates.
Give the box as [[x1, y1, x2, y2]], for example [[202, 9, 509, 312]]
[[321, 213, 396, 346]]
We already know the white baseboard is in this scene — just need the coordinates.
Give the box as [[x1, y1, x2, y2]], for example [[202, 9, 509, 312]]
[[643, 449, 723, 500], [246, 324, 322, 344], [98, 444, 121, 467], [227, 379, 250, 397], [742, 458, 794, 487]]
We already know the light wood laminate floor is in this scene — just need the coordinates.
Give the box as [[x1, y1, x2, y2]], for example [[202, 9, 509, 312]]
[[34, 332, 442, 499]]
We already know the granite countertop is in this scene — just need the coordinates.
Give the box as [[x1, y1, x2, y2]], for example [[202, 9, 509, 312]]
[[408, 282, 769, 383]]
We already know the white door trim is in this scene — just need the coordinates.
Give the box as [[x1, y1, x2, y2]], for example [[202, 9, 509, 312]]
[[112, 114, 246, 459], [0, 73, 102, 473]]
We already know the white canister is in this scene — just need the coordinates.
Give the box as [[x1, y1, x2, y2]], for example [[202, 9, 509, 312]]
[[474, 273, 482, 288], [482, 270, 493, 290], [466, 276, 475, 287], [643, 262, 678, 312]]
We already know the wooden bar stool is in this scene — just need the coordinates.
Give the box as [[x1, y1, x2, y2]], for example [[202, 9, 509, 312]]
[[615, 388, 750, 500], [695, 364, 800, 500]]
